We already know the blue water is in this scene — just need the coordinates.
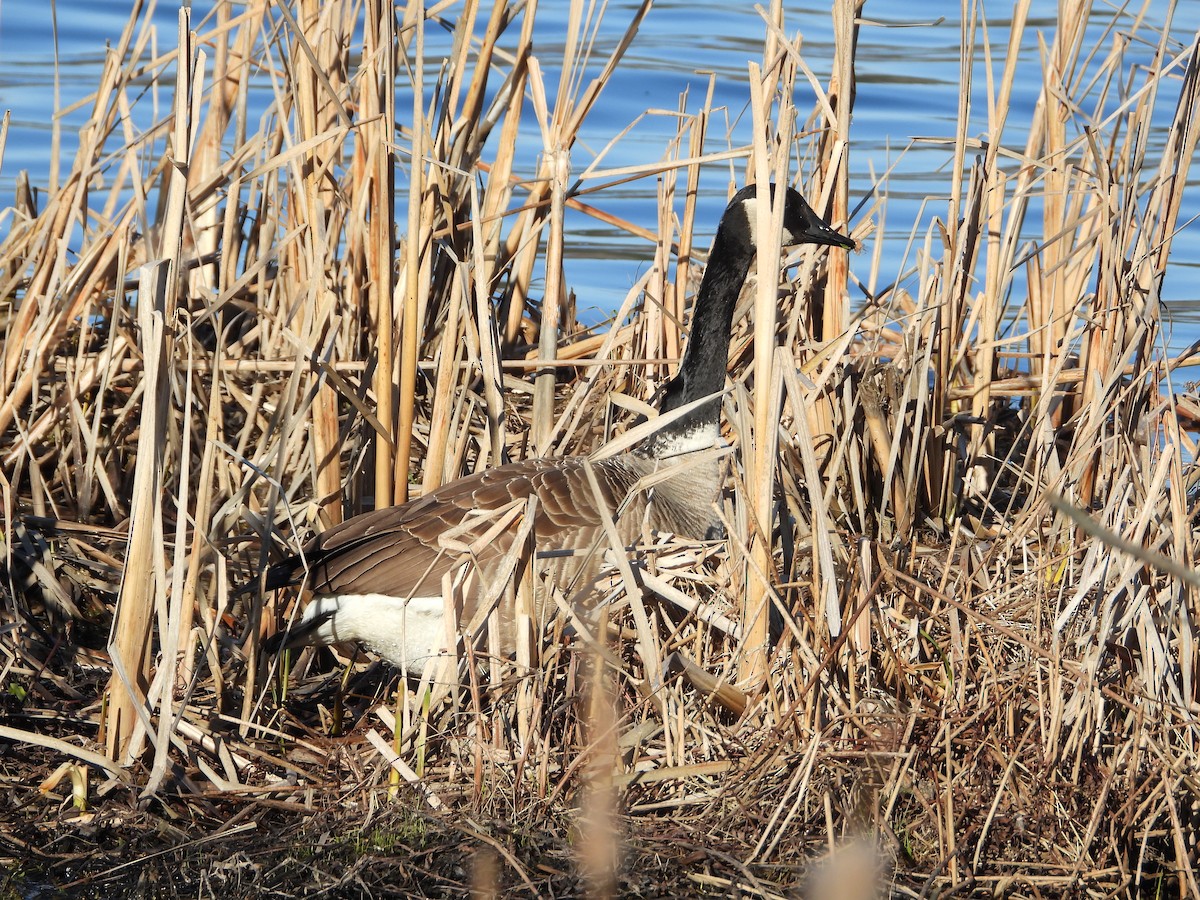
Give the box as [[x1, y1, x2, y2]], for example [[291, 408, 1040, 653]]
[[0, 1, 1197, 348]]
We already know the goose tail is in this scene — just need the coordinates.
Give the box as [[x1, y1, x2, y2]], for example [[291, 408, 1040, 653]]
[[262, 607, 335, 655]]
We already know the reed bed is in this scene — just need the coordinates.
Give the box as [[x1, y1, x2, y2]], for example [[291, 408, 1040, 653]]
[[1, 0, 1198, 896]]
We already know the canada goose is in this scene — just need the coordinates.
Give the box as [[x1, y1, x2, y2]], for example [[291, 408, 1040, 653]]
[[259, 184, 853, 674]]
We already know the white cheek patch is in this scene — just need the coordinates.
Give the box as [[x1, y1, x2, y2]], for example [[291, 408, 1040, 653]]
[[741, 196, 758, 248]]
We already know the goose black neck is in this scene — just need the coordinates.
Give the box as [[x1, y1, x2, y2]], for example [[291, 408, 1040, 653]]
[[640, 222, 755, 458]]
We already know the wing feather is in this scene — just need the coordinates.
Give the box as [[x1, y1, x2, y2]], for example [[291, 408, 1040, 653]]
[[264, 456, 644, 601]]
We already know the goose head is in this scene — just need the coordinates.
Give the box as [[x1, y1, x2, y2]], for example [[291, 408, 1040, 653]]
[[726, 183, 857, 254], [642, 184, 853, 458]]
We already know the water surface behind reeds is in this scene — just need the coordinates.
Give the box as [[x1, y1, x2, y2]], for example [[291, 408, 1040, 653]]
[[2, 0, 1198, 337]]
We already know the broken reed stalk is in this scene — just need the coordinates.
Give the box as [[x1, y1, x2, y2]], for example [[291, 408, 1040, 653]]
[[579, 645, 619, 900], [105, 262, 169, 763], [395, 0, 425, 505], [742, 48, 788, 688], [823, 0, 856, 344], [527, 4, 573, 455], [366, 0, 398, 508], [927, 0, 978, 528], [966, 0, 1030, 496], [284, 3, 346, 530], [107, 8, 198, 764]]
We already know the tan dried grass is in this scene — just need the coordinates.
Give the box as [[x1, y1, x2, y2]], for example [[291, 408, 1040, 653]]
[[1, 0, 1198, 895]]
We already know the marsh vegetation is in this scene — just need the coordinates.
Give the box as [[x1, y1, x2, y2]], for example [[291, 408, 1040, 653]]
[[1, 0, 1198, 896]]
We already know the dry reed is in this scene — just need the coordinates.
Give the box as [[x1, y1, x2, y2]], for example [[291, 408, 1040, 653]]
[[1, 0, 1198, 896]]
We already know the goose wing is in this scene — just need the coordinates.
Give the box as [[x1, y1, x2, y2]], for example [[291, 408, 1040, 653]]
[[264, 455, 636, 598]]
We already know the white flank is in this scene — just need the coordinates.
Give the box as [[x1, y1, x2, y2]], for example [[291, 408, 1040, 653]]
[[298, 594, 448, 674]]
